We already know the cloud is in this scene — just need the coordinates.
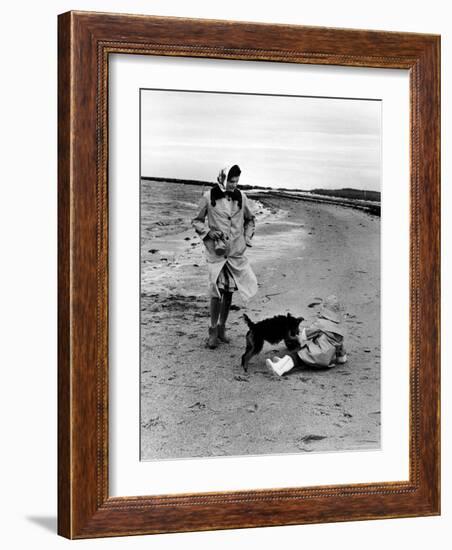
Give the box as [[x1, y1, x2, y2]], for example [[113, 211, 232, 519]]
[[141, 90, 381, 191]]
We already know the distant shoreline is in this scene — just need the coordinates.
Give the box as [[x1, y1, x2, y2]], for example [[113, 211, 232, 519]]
[[141, 176, 381, 216]]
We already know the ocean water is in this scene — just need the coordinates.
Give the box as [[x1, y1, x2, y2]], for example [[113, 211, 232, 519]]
[[140, 179, 206, 240]]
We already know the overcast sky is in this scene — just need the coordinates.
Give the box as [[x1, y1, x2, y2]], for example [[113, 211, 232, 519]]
[[141, 89, 381, 191]]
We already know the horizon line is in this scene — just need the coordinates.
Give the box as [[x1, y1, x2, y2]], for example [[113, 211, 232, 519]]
[[140, 176, 381, 195]]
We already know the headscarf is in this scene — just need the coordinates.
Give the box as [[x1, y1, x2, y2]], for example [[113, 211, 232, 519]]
[[210, 165, 242, 209], [312, 295, 346, 337], [319, 295, 343, 324], [216, 165, 232, 189]]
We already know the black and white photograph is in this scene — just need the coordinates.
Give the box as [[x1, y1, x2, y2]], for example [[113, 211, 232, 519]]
[[140, 88, 381, 460], [2, 0, 446, 545]]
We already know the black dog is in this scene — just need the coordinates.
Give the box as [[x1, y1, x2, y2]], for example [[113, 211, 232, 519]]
[[241, 313, 304, 372]]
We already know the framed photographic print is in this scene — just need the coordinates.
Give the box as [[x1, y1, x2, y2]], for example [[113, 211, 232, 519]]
[[58, 11, 440, 538]]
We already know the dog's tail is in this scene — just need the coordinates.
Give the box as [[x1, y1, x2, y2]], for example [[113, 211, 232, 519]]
[[243, 314, 255, 328]]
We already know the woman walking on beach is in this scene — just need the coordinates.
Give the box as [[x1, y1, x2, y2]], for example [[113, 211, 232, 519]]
[[192, 165, 258, 348]]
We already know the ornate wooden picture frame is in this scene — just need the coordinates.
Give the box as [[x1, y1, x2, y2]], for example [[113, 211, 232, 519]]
[[58, 11, 440, 539]]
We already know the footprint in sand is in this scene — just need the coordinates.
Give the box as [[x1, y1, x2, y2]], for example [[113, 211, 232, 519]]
[[188, 402, 206, 410], [142, 416, 163, 429], [297, 434, 327, 444]]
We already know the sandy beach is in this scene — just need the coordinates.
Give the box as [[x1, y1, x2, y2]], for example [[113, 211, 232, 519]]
[[140, 180, 380, 460]]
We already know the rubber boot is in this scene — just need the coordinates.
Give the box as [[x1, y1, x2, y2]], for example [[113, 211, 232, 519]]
[[207, 326, 218, 349], [336, 344, 348, 364], [217, 324, 230, 343], [266, 355, 295, 376]]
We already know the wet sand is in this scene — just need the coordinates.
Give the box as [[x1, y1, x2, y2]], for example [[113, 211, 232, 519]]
[[140, 183, 380, 460]]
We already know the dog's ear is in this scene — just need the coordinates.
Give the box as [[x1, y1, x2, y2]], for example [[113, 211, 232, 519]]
[[296, 316, 304, 325], [287, 312, 294, 319]]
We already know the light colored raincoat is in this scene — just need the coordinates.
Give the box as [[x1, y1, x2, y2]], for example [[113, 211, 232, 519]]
[[191, 166, 258, 301], [296, 307, 346, 368]]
